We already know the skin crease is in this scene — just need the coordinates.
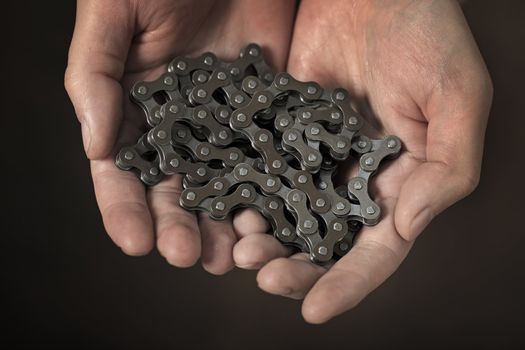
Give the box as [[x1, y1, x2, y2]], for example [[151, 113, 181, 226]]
[[66, 0, 492, 324]]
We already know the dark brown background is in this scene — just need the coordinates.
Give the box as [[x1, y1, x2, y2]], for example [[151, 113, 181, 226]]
[[1, 1, 524, 348]]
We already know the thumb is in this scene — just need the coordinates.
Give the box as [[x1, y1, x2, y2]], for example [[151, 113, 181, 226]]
[[394, 160, 479, 242], [65, 0, 134, 159], [395, 69, 492, 241]]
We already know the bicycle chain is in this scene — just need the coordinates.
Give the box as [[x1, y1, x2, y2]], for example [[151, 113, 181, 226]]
[[115, 43, 401, 264]]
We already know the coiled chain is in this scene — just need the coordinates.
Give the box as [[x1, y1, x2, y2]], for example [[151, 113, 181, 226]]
[[115, 43, 401, 264]]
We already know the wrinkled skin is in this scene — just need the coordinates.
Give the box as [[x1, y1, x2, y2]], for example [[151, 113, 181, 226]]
[[66, 0, 492, 324]]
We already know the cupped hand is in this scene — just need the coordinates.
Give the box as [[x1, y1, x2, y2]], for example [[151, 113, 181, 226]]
[[65, 0, 296, 273], [232, 0, 493, 323]]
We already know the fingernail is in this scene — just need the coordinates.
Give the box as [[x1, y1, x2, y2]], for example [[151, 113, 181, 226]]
[[81, 122, 91, 155], [410, 208, 433, 240]]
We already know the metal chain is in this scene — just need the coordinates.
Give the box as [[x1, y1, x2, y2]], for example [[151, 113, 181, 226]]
[[115, 43, 402, 264]]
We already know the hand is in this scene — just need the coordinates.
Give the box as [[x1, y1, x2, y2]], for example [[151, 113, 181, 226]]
[[231, 0, 493, 323], [65, 0, 296, 273]]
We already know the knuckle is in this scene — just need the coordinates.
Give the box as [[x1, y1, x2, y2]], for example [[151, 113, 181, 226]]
[[457, 170, 480, 198], [63, 66, 76, 97], [485, 72, 494, 99]]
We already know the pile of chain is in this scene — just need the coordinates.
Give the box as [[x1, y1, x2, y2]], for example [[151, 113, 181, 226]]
[[115, 43, 401, 264]]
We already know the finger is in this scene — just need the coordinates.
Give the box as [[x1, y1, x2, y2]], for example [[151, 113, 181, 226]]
[[232, 207, 288, 269], [233, 234, 291, 270], [395, 63, 493, 241], [64, 0, 133, 159], [148, 175, 201, 267], [199, 213, 236, 275], [301, 200, 412, 324], [232, 208, 269, 238], [91, 158, 154, 256], [256, 253, 329, 300]]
